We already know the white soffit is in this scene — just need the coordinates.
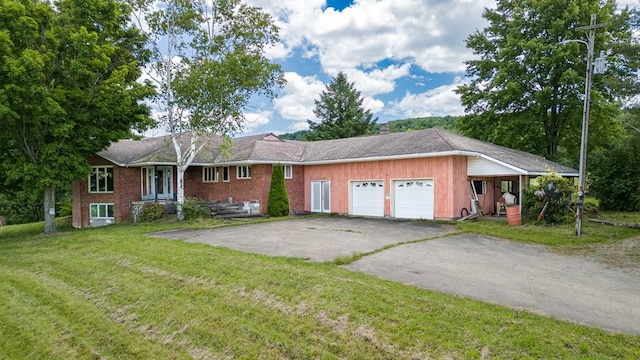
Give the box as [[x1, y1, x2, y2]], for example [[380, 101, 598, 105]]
[[467, 156, 526, 176]]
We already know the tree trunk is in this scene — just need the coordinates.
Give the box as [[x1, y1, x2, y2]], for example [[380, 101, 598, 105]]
[[176, 166, 185, 221], [44, 185, 56, 234]]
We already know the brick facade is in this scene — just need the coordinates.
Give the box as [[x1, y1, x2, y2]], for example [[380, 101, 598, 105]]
[[184, 164, 305, 214], [73, 160, 306, 228]]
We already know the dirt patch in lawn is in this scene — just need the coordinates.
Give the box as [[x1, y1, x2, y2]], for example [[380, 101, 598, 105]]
[[563, 236, 640, 275]]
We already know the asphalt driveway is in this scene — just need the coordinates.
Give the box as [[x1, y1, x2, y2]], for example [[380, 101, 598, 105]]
[[152, 217, 640, 334], [153, 217, 457, 262]]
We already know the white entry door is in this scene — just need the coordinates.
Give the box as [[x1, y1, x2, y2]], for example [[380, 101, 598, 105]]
[[311, 181, 330, 213], [351, 181, 384, 217], [394, 179, 434, 219]]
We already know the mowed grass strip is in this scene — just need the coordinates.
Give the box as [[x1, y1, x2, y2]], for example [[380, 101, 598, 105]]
[[456, 211, 640, 248], [1, 220, 639, 359]]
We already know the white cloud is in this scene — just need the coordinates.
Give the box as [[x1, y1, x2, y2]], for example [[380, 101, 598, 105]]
[[242, 111, 272, 133], [617, 0, 640, 9], [273, 72, 326, 123], [273, 71, 387, 130], [338, 63, 412, 97], [387, 78, 467, 118], [251, 0, 494, 74], [291, 121, 311, 131]]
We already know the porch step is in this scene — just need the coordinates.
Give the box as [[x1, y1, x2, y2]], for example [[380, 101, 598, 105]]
[[203, 201, 261, 218]]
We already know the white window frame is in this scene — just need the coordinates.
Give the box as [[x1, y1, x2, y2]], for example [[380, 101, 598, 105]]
[[203, 166, 219, 183], [222, 166, 230, 182], [89, 203, 114, 219], [236, 165, 251, 179], [89, 166, 114, 193], [283, 165, 293, 179], [472, 180, 487, 195]]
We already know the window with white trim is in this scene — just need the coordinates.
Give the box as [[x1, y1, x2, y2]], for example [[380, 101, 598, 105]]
[[203, 166, 218, 182], [501, 180, 514, 193], [236, 165, 251, 179], [89, 166, 113, 193], [222, 166, 230, 182], [90, 203, 114, 219], [283, 165, 293, 179], [472, 180, 487, 195]]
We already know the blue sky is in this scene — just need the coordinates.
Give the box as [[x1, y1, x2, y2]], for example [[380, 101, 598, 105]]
[[234, 0, 498, 135], [142, 0, 638, 137]]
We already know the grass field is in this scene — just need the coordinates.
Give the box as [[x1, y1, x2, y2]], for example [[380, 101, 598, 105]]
[[1, 217, 639, 359]]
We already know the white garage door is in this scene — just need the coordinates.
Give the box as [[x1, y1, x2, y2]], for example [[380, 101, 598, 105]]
[[394, 180, 434, 219], [351, 181, 384, 217]]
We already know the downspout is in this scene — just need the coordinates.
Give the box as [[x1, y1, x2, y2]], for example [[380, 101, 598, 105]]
[[154, 165, 158, 202], [140, 167, 144, 201]]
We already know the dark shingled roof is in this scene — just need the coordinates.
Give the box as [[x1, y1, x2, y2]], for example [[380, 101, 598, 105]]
[[97, 128, 577, 175]]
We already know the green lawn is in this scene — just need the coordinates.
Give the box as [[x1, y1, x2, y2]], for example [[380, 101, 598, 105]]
[[456, 211, 640, 249], [1, 218, 639, 359]]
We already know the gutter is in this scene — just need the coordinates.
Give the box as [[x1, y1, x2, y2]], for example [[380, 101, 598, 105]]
[[98, 151, 578, 177]]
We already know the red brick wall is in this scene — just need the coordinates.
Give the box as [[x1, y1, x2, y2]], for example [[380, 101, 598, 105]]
[[72, 156, 142, 228], [184, 164, 305, 214], [286, 165, 305, 213], [73, 160, 307, 227]]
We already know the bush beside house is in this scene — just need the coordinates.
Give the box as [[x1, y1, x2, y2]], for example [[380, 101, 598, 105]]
[[522, 171, 574, 224], [267, 164, 290, 217]]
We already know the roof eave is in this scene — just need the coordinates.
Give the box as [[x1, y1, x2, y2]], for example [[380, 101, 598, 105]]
[[302, 150, 478, 165], [96, 153, 126, 167]]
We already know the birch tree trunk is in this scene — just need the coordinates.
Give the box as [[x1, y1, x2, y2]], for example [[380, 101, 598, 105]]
[[176, 165, 186, 221]]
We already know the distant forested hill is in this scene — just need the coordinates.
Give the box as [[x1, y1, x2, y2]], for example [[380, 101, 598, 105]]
[[278, 116, 461, 140], [278, 130, 310, 140], [387, 116, 459, 133]]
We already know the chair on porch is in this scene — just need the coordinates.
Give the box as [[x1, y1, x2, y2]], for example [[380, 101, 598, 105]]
[[496, 192, 516, 216]]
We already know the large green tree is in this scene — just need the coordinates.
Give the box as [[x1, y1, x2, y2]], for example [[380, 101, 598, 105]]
[[0, 0, 153, 233], [307, 72, 377, 140], [140, 0, 284, 221], [456, 0, 639, 162]]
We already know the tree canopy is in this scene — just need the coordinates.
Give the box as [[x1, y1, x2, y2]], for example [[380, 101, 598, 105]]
[[456, 0, 639, 163], [0, 0, 153, 233], [590, 109, 640, 211], [139, 0, 284, 220], [307, 72, 377, 140]]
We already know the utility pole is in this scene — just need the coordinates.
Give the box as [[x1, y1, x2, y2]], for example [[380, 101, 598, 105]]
[[574, 14, 607, 236]]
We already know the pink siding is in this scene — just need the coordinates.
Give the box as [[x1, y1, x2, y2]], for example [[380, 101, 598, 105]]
[[471, 176, 521, 215], [303, 156, 469, 219]]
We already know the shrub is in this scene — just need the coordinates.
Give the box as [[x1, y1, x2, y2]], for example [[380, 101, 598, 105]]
[[138, 203, 165, 222], [57, 196, 73, 217], [522, 171, 574, 225], [267, 164, 290, 217], [182, 197, 211, 220], [590, 138, 640, 211]]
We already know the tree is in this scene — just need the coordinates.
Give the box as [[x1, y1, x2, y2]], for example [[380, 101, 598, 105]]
[[456, 0, 639, 162], [307, 72, 377, 140], [0, 0, 153, 234], [590, 109, 640, 211], [140, 0, 284, 221], [266, 164, 289, 217]]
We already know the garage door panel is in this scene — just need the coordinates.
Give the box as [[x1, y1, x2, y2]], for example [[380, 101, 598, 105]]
[[352, 181, 384, 217], [394, 180, 434, 219]]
